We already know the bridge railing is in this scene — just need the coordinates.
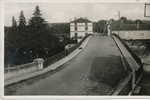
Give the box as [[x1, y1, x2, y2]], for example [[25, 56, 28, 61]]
[[5, 62, 36, 73], [112, 34, 143, 95], [4, 58, 44, 80]]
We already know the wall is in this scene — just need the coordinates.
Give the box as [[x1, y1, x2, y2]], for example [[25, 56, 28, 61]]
[[70, 31, 86, 38], [112, 23, 150, 31], [113, 31, 150, 40], [5, 62, 39, 80], [87, 23, 93, 32]]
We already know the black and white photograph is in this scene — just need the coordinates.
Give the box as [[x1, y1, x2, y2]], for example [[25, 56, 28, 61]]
[[2, 0, 150, 97]]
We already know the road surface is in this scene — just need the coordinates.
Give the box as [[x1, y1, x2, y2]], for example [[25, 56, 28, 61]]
[[6, 36, 122, 95]]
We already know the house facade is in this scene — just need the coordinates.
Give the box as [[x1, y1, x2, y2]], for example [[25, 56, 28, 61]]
[[70, 18, 93, 42]]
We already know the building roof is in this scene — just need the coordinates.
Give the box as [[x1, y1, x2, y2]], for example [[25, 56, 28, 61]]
[[71, 17, 92, 23]]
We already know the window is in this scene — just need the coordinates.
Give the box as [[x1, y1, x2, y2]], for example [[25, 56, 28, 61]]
[[85, 23, 88, 30], [75, 23, 77, 31]]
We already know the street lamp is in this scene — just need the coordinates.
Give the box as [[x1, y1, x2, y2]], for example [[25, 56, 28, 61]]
[[144, 3, 150, 17]]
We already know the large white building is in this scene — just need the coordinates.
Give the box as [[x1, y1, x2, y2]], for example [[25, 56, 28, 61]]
[[70, 18, 93, 42]]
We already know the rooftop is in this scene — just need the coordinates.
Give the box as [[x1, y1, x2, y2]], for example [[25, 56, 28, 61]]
[[71, 17, 92, 23]]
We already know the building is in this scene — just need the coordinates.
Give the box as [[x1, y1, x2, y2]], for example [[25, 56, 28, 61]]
[[70, 18, 93, 42]]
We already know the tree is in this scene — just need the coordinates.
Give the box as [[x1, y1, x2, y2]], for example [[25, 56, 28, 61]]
[[135, 19, 142, 30], [12, 16, 17, 28], [29, 5, 46, 28], [10, 16, 18, 46], [33, 5, 41, 17], [135, 19, 142, 24], [28, 5, 60, 58], [18, 10, 26, 29], [5, 5, 63, 66], [120, 16, 127, 23], [94, 20, 107, 34]]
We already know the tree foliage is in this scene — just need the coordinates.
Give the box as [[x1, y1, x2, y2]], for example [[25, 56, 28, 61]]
[[5, 5, 62, 66], [120, 16, 127, 23], [18, 10, 26, 29], [12, 16, 17, 29], [93, 20, 107, 35]]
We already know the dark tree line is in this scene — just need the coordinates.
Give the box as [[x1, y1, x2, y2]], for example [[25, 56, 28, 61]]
[[49, 23, 70, 35], [93, 20, 107, 35], [5, 6, 64, 66]]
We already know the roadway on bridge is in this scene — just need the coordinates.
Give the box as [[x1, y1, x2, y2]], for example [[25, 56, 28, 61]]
[[7, 36, 122, 95]]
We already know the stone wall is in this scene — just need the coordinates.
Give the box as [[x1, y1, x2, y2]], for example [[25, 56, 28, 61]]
[[5, 58, 44, 80]]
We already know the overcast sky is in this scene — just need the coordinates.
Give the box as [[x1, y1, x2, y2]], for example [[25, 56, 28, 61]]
[[4, 2, 150, 26]]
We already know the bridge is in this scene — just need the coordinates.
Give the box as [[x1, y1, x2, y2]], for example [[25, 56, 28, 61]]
[[5, 34, 143, 95]]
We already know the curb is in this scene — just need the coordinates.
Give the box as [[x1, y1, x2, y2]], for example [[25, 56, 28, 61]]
[[5, 36, 92, 86]]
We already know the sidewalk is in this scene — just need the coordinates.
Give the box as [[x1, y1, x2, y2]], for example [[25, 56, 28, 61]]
[[5, 36, 92, 86]]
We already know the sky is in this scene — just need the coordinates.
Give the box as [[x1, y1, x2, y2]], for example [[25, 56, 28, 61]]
[[4, 2, 150, 26]]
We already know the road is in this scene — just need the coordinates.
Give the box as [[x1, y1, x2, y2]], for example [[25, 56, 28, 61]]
[[6, 36, 122, 95]]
